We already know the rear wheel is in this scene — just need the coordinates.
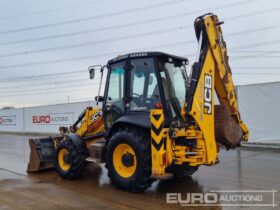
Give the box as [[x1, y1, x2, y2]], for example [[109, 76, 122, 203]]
[[105, 127, 154, 192], [55, 140, 85, 179], [169, 163, 198, 178]]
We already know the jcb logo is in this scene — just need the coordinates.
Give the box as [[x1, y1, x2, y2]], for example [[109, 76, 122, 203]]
[[91, 111, 103, 122], [204, 74, 212, 114]]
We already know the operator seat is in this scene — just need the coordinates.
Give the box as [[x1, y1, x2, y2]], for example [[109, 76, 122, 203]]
[[152, 77, 174, 101], [152, 78, 168, 100]]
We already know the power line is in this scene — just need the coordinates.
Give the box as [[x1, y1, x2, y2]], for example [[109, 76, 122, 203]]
[[0, 74, 86, 84], [0, 14, 190, 46], [0, 41, 188, 70], [0, 0, 257, 35], [0, 33, 279, 72], [0, 0, 189, 35], [224, 4, 280, 22], [234, 72, 280, 75], [231, 50, 280, 53], [2, 65, 280, 95], [0, 86, 94, 97], [0, 0, 105, 21], [245, 55, 280, 58], [0, 79, 93, 91], [34, 97, 95, 106], [4, 18, 276, 48], [0, 74, 121, 93], [187, 41, 280, 62], [231, 49, 280, 60], [0, 72, 103, 90], [0, 83, 97, 96], [234, 39, 280, 50], [3, 63, 280, 93], [232, 55, 280, 59], [2, 74, 88, 84], [0, 26, 193, 58], [0, 0, 278, 98], [0, 0, 267, 37], [226, 24, 280, 38], [0, 1, 276, 59], [233, 66, 280, 70], [0, 69, 87, 83], [1, 5, 278, 86], [2, 70, 280, 97], [0, 0, 257, 46], [0, 17, 277, 59], [0, 86, 93, 97]]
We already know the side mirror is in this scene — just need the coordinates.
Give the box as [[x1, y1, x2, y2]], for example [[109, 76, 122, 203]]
[[149, 75, 153, 85], [88, 65, 103, 79], [89, 68, 95, 79], [95, 96, 104, 102]]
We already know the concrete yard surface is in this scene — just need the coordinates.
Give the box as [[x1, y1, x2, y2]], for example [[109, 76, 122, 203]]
[[0, 134, 279, 210]]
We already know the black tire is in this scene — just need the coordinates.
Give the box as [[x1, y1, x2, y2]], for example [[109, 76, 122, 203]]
[[105, 127, 154, 192], [169, 163, 198, 178], [55, 140, 85, 179]]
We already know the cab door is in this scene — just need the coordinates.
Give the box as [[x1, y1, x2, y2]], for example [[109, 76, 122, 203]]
[[103, 62, 125, 130]]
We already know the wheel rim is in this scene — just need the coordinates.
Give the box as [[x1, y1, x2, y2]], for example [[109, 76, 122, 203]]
[[58, 148, 71, 171], [113, 143, 137, 178]]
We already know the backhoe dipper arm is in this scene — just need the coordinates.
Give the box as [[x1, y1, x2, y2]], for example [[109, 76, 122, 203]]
[[194, 13, 249, 141]]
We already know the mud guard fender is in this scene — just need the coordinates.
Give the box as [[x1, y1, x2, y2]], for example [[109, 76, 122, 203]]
[[107, 113, 150, 138], [65, 133, 88, 157]]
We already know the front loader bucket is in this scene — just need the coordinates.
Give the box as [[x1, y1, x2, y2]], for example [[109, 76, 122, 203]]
[[27, 138, 56, 172]]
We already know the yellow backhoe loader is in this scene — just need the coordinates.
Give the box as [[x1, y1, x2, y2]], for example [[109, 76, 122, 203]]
[[28, 13, 249, 192]]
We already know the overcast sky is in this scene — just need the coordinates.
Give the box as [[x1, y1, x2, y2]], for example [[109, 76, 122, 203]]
[[0, 0, 279, 108]]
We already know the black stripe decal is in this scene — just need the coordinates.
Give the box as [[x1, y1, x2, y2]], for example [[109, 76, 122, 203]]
[[151, 123, 162, 136], [152, 114, 161, 121], [152, 138, 164, 151]]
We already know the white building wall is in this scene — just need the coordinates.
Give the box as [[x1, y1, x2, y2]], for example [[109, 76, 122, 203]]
[[0, 101, 99, 134], [0, 108, 24, 132], [237, 82, 280, 143], [24, 101, 94, 134]]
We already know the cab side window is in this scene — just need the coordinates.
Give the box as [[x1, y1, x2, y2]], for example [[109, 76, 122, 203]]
[[130, 58, 160, 111]]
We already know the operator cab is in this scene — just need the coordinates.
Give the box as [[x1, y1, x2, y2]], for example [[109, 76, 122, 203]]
[[103, 52, 188, 130]]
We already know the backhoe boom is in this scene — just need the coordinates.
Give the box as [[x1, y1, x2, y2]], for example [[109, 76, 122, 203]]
[[188, 13, 249, 142], [199, 14, 249, 141]]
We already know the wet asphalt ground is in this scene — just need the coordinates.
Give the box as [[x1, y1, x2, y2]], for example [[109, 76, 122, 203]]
[[0, 134, 279, 210]]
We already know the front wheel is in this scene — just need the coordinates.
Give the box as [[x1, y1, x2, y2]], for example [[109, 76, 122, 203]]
[[55, 140, 85, 179], [105, 127, 154, 192]]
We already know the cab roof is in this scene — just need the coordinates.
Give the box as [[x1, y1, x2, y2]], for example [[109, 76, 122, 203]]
[[108, 51, 188, 65]]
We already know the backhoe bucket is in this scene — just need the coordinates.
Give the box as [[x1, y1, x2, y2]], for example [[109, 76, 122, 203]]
[[215, 105, 243, 149], [27, 138, 57, 172]]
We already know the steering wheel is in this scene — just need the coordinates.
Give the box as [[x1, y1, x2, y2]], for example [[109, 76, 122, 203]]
[[131, 93, 145, 107], [133, 92, 141, 97]]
